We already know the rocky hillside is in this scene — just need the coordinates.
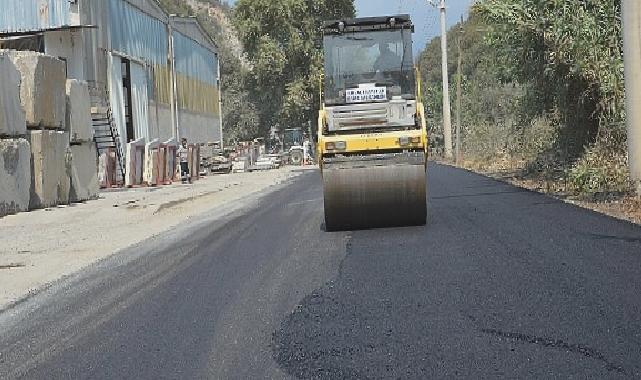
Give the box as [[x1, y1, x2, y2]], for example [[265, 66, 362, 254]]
[[183, 0, 248, 68]]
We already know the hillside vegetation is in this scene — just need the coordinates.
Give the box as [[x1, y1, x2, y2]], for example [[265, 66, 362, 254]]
[[419, 0, 630, 198]]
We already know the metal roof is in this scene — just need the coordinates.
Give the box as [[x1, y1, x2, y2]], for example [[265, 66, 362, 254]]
[[0, 0, 73, 35]]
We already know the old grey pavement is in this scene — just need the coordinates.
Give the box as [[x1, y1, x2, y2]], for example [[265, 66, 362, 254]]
[[1, 163, 641, 379]]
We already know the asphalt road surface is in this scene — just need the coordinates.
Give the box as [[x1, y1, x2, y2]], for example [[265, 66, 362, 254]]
[[2, 163, 641, 379]]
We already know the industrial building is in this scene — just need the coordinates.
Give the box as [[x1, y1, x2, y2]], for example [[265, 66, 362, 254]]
[[0, 0, 223, 171]]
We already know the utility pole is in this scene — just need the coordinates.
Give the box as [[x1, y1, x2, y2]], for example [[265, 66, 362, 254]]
[[456, 17, 463, 164], [430, 0, 453, 159], [622, 0, 641, 195]]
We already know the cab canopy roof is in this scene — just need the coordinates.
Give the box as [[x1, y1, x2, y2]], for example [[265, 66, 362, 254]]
[[323, 14, 414, 35]]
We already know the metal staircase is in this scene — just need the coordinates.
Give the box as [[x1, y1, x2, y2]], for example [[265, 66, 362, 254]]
[[92, 105, 126, 186]]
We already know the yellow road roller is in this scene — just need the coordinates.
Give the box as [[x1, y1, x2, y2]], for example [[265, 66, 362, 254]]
[[318, 15, 428, 231]]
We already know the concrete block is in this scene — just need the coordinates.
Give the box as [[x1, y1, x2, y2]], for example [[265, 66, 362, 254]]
[[28, 130, 71, 209], [65, 79, 93, 142], [0, 138, 31, 217], [69, 143, 99, 202], [0, 54, 26, 136], [4, 50, 66, 129]]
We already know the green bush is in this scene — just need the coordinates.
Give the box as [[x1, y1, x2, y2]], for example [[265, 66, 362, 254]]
[[419, 1, 632, 197]]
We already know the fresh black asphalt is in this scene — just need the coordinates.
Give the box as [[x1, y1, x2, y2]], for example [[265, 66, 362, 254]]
[[1, 163, 641, 379]]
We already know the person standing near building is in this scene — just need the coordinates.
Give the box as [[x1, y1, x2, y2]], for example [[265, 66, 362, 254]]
[[303, 137, 313, 165], [178, 138, 191, 184]]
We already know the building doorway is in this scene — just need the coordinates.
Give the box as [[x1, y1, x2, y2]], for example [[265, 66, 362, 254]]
[[121, 58, 135, 143], [108, 54, 151, 148]]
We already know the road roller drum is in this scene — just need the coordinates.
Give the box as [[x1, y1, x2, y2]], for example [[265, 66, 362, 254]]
[[322, 153, 427, 231]]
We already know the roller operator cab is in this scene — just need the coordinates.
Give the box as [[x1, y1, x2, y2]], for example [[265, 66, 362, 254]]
[[319, 15, 428, 231]]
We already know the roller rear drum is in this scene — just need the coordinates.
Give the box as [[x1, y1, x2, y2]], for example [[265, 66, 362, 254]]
[[322, 153, 427, 231]]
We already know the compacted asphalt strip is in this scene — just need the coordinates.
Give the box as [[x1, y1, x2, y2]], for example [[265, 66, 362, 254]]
[[1, 163, 641, 379]]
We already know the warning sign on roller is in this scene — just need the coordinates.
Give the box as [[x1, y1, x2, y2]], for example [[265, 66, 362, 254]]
[[345, 87, 387, 103]]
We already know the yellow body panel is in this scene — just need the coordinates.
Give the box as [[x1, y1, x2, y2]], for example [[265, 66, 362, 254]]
[[322, 130, 425, 154], [318, 66, 429, 158], [318, 102, 428, 156]]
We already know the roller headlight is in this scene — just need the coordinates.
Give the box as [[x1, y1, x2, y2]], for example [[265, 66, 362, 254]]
[[325, 141, 346, 150], [399, 137, 421, 146]]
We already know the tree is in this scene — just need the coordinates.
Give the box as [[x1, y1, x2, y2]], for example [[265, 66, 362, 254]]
[[475, 0, 624, 133], [233, 0, 355, 137]]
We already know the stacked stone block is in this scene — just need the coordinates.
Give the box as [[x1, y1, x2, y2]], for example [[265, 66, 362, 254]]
[[2, 50, 66, 129], [66, 79, 99, 202], [3, 51, 74, 211], [0, 53, 30, 217], [69, 143, 99, 202], [27, 130, 71, 208], [0, 53, 26, 136], [65, 79, 93, 143]]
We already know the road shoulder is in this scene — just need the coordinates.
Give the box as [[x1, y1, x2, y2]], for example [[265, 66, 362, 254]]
[[0, 168, 308, 311]]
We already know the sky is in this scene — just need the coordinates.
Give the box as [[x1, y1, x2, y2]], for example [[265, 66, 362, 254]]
[[355, 0, 475, 54], [226, 0, 475, 55]]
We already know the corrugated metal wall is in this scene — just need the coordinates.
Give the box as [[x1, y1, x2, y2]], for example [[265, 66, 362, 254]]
[[153, 64, 172, 105], [0, 0, 71, 33], [173, 31, 219, 116], [107, 0, 168, 65], [107, 0, 172, 111], [175, 74, 220, 115], [173, 31, 217, 85]]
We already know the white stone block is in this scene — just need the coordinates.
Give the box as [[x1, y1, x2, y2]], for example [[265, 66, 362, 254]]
[[144, 139, 160, 186], [98, 151, 108, 188], [163, 139, 178, 183], [69, 143, 99, 202], [28, 130, 71, 209], [189, 145, 201, 180], [66, 79, 93, 142], [125, 138, 145, 187], [0, 138, 31, 217], [0, 54, 26, 136], [4, 51, 66, 129]]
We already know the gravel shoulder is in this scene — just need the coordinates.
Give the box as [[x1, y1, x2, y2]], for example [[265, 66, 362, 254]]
[[0, 168, 308, 310]]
